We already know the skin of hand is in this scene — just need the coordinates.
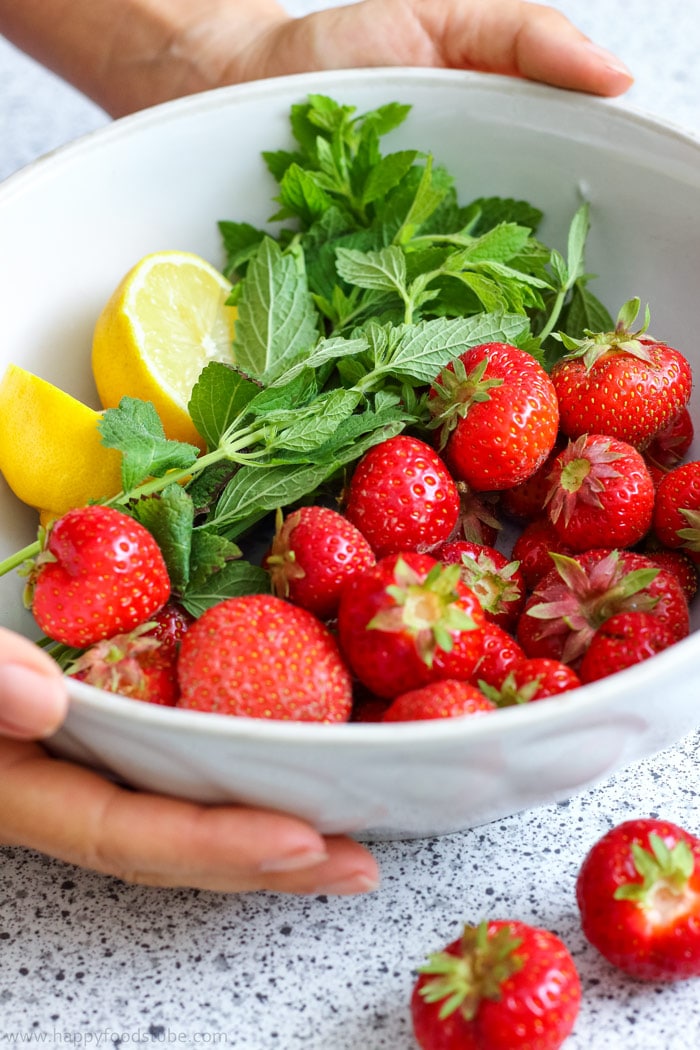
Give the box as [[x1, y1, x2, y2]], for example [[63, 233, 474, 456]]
[[0, 0, 633, 118], [0, 0, 632, 895], [0, 628, 379, 894]]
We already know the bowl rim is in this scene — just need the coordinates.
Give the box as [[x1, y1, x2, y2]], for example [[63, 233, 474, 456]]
[[64, 627, 699, 746], [4, 66, 700, 749], [3, 66, 700, 205]]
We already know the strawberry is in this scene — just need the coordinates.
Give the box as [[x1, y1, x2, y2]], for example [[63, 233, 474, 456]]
[[510, 518, 574, 592], [576, 818, 700, 981], [469, 621, 526, 690], [551, 298, 692, 449], [544, 434, 654, 552], [516, 548, 689, 665], [28, 505, 170, 648], [69, 602, 193, 706], [428, 342, 559, 491], [480, 658, 581, 706], [434, 539, 525, 633], [411, 919, 581, 1050], [500, 438, 566, 522], [344, 435, 460, 558], [652, 460, 700, 566], [263, 505, 375, 620], [641, 547, 698, 603], [644, 405, 694, 473], [176, 594, 353, 722], [337, 552, 485, 698], [578, 611, 678, 683], [381, 679, 496, 722]]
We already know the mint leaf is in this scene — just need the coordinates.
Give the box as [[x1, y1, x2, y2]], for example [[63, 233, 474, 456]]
[[270, 335, 369, 385], [462, 223, 533, 263], [233, 237, 320, 383], [271, 163, 338, 225], [188, 362, 261, 449], [393, 157, 450, 244], [566, 202, 590, 285], [182, 560, 270, 617], [361, 150, 419, 205], [272, 389, 363, 453], [98, 397, 200, 493], [187, 527, 242, 592], [460, 197, 544, 236], [218, 220, 268, 279], [214, 461, 341, 536], [132, 483, 194, 592], [335, 245, 408, 294]]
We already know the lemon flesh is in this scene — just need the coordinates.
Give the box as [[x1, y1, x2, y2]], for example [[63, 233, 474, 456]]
[[91, 251, 237, 449], [0, 364, 123, 516]]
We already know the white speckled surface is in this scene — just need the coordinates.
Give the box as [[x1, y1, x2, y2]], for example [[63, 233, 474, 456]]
[[2, 2, 700, 1047]]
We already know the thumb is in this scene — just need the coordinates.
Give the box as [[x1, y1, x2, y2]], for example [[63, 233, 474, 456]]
[[0, 628, 68, 739], [249, 0, 633, 98]]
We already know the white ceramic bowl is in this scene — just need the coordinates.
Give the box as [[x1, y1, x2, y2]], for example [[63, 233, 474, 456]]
[[2, 69, 700, 841]]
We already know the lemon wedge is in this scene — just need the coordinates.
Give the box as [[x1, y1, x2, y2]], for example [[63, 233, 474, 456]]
[[91, 251, 237, 448], [0, 364, 123, 517]]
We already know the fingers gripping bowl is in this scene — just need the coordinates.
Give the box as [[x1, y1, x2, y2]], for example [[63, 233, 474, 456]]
[[1, 69, 700, 840]]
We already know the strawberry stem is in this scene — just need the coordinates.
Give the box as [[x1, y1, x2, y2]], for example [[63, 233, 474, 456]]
[[0, 539, 41, 578]]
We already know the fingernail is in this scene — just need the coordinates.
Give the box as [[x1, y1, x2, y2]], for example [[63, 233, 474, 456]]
[[0, 664, 66, 739], [584, 41, 633, 80], [312, 873, 380, 895], [259, 848, 329, 873]]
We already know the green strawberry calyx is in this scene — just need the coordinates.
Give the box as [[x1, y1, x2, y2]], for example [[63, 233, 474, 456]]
[[614, 832, 697, 924], [479, 672, 542, 708], [677, 508, 700, 553], [554, 297, 656, 369], [368, 557, 477, 667], [428, 355, 504, 448], [417, 921, 524, 1021]]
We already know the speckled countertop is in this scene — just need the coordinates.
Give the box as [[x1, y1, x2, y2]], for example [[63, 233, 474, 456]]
[[2, 2, 700, 1047]]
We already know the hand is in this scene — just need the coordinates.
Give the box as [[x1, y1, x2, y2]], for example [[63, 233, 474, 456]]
[[0, 627, 379, 894], [0, 0, 634, 119], [212, 0, 634, 105]]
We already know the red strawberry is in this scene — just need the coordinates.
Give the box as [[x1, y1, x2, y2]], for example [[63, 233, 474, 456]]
[[411, 919, 581, 1050], [641, 547, 698, 603], [578, 611, 678, 683], [510, 518, 573, 592], [344, 435, 459, 558], [429, 342, 559, 491], [176, 594, 353, 722], [434, 539, 525, 633], [551, 298, 692, 449], [469, 621, 526, 690], [381, 679, 495, 722], [500, 438, 566, 522], [480, 658, 581, 706], [544, 434, 654, 552], [652, 460, 700, 566], [29, 505, 170, 648], [644, 406, 694, 472], [516, 548, 689, 665], [337, 552, 485, 698], [576, 818, 700, 981], [263, 505, 375, 620], [69, 601, 193, 706]]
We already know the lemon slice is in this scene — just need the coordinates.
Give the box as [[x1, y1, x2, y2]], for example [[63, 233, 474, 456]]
[[91, 251, 237, 448], [0, 364, 123, 517]]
